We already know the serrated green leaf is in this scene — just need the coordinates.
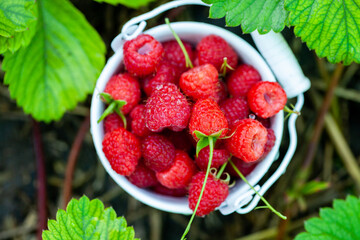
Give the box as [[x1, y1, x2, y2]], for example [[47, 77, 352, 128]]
[[42, 196, 136, 240], [285, 0, 360, 65], [0, 0, 36, 37], [203, 0, 288, 33], [2, 0, 106, 123], [295, 195, 360, 240], [93, 0, 154, 9]]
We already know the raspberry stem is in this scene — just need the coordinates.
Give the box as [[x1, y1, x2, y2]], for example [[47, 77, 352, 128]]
[[180, 136, 214, 240], [229, 159, 287, 220], [284, 104, 301, 121], [220, 57, 234, 78], [98, 93, 127, 129], [165, 18, 193, 69], [216, 161, 228, 179]]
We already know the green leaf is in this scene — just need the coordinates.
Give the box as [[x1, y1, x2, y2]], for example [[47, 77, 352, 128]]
[[300, 180, 329, 196], [285, 0, 360, 65], [295, 195, 360, 240], [93, 0, 154, 9], [42, 196, 136, 240], [0, 0, 36, 37], [203, 0, 288, 34], [2, 0, 106, 123]]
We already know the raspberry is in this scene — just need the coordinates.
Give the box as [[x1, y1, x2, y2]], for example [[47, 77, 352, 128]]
[[130, 104, 151, 137], [256, 116, 271, 128], [163, 129, 194, 153], [189, 98, 228, 141], [220, 96, 250, 127], [103, 113, 124, 134], [195, 146, 230, 171], [103, 73, 141, 114], [152, 184, 187, 197], [141, 134, 176, 172], [102, 128, 141, 176], [123, 34, 164, 77], [247, 81, 287, 118], [145, 83, 190, 132], [156, 150, 197, 189], [225, 118, 267, 162], [210, 80, 228, 103], [197, 35, 238, 72], [188, 171, 229, 216], [179, 64, 219, 101], [260, 128, 276, 159], [163, 40, 194, 71], [127, 163, 158, 188], [227, 64, 261, 97], [226, 157, 257, 177]]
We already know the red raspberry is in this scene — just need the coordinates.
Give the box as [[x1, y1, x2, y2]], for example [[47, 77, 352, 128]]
[[260, 128, 276, 159], [103, 113, 124, 134], [220, 96, 250, 127], [163, 40, 194, 71], [226, 157, 257, 177], [195, 146, 230, 171], [227, 64, 261, 97], [256, 116, 271, 128], [104, 73, 141, 114], [163, 129, 194, 153], [145, 83, 190, 132], [225, 118, 268, 162], [130, 104, 151, 137], [196, 35, 238, 72], [127, 162, 158, 188], [141, 134, 176, 172], [179, 64, 219, 101], [123, 34, 164, 77], [188, 171, 229, 216], [210, 80, 228, 103], [102, 128, 141, 176], [189, 98, 228, 141], [247, 81, 287, 118], [156, 150, 197, 189], [152, 184, 187, 197]]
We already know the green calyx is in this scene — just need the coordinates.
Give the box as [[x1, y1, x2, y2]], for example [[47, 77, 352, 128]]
[[97, 92, 127, 129], [219, 57, 235, 78]]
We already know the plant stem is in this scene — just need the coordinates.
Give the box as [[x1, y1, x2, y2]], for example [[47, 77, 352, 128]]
[[62, 113, 90, 208], [229, 159, 287, 220], [32, 119, 47, 240]]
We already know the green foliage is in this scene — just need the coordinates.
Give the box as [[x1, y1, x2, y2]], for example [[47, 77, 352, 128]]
[[285, 0, 360, 65], [42, 196, 137, 240], [94, 0, 154, 9], [295, 195, 360, 240], [2, 0, 105, 122], [203, 0, 288, 34]]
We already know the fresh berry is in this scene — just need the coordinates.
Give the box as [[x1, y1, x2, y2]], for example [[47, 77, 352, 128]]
[[145, 83, 190, 132], [188, 171, 229, 216], [247, 81, 287, 118], [127, 162, 158, 188], [256, 116, 271, 128], [179, 64, 219, 101], [195, 146, 230, 171], [102, 128, 141, 176], [226, 157, 257, 177], [260, 128, 276, 159], [103, 113, 124, 134], [156, 150, 197, 189], [123, 34, 164, 77], [152, 184, 187, 197], [210, 80, 228, 103], [163, 40, 194, 71], [225, 118, 267, 162], [227, 64, 261, 97], [197, 35, 238, 72], [220, 96, 250, 127], [130, 104, 151, 137], [163, 129, 194, 153], [141, 134, 176, 172], [189, 98, 228, 141], [103, 73, 141, 114]]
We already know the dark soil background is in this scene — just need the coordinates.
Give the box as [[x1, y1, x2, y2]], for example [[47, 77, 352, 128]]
[[1, 1, 360, 240]]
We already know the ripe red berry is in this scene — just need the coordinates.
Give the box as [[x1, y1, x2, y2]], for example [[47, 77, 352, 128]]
[[103, 113, 124, 134], [197, 35, 238, 72], [260, 128, 276, 159], [163, 129, 194, 153], [163, 40, 194, 71], [102, 128, 141, 176], [145, 83, 190, 132], [188, 171, 229, 216], [179, 64, 219, 101], [189, 98, 228, 141], [156, 150, 197, 189], [226, 157, 257, 177], [220, 96, 250, 127], [130, 104, 151, 137], [123, 34, 164, 77], [127, 162, 158, 188], [141, 134, 176, 172], [152, 184, 187, 197], [104, 73, 141, 114], [225, 118, 267, 162], [227, 64, 261, 97], [247, 81, 287, 118], [195, 146, 230, 171]]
